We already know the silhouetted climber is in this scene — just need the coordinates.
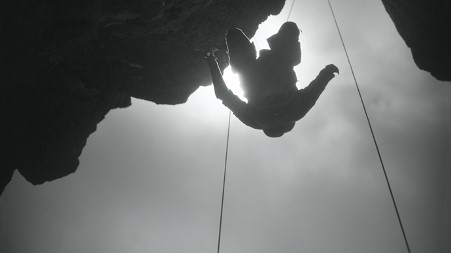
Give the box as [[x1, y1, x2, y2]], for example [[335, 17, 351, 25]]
[[205, 22, 339, 137]]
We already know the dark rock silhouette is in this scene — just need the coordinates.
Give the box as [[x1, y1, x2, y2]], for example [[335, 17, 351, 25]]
[[2, 0, 285, 194], [1, 0, 449, 195], [381, 0, 451, 81]]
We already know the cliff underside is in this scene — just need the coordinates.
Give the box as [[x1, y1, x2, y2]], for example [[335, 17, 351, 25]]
[[381, 0, 451, 81], [2, 0, 449, 194], [2, 0, 285, 193]]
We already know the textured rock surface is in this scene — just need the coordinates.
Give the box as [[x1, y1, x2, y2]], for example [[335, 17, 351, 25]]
[[381, 0, 451, 81], [2, 0, 285, 194], [2, 0, 449, 195]]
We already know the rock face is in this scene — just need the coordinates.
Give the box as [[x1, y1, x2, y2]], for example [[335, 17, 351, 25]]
[[2, 0, 285, 194], [381, 0, 451, 81], [2, 0, 449, 195]]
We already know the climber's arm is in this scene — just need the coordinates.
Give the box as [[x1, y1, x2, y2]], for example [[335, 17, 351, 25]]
[[302, 64, 339, 95], [289, 64, 339, 122], [203, 49, 248, 119], [204, 50, 262, 130], [204, 50, 229, 100]]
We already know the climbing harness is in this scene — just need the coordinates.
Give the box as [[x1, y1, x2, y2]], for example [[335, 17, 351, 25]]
[[216, 1, 412, 253]]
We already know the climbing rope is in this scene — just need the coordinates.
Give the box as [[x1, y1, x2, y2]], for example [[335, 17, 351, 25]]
[[216, 2, 297, 253], [287, 0, 296, 22], [217, 1, 411, 252], [327, 1, 412, 253], [217, 110, 231, 253]]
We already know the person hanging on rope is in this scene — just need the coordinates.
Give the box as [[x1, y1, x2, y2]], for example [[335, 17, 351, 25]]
[[205, 22, 339, 137]]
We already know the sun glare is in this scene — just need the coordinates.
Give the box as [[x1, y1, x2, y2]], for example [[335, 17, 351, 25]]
[[222, 66, 247, 102], [204, 13, 294, 104], [219, 15, 290, 102]]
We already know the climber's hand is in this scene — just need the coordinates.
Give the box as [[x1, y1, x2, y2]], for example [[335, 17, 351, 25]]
[[204, 48, 219, 63], [324, 64, 339, 75]]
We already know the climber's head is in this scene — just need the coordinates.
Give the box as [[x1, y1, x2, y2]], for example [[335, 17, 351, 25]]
[[263, 122, 295, 138]]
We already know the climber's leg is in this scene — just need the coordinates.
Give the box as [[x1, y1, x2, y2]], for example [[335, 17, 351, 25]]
[[267, 22, 302, 66], [225, 28, 256, 74]]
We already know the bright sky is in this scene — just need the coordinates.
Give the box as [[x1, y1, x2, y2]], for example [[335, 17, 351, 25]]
[[1, 1, 451, 253]]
